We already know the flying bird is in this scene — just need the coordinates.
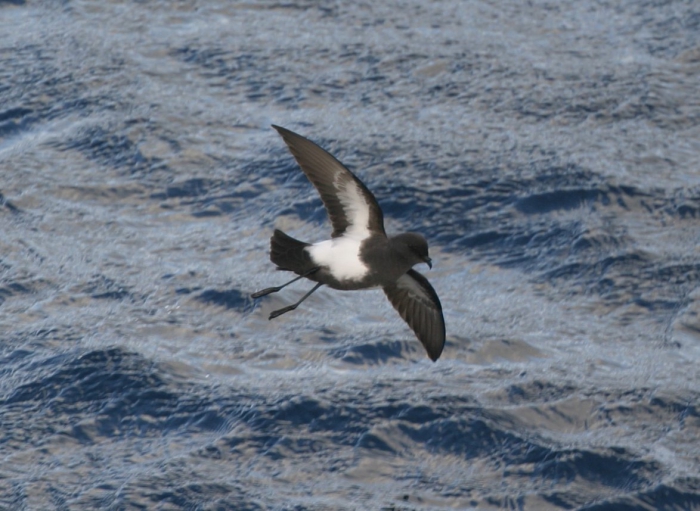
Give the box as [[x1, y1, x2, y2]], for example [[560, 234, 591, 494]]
[[252, 126, 446, 361]]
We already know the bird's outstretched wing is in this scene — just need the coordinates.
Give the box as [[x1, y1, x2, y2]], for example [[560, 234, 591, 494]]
[[383, 269, 446, 361], [273, 125, 386, 239]]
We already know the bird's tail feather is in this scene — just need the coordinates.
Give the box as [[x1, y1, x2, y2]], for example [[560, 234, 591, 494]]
[[270, 229, 314, 275]]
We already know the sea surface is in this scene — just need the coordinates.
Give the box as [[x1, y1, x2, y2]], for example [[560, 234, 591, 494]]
[[1, 1, 700, 510]]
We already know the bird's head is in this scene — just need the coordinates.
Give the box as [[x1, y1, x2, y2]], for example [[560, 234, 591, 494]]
[[392, 232, 432, 269]]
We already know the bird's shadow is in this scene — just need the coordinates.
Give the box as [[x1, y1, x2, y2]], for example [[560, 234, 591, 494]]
[[195, 288, 256, 313], [329, 339, 417, 365]]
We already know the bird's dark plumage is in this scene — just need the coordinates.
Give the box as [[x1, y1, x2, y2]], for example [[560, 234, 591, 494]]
[[272, 125, 385, 238], [253, 126, 446, 361], [383, 269, 445, 361]]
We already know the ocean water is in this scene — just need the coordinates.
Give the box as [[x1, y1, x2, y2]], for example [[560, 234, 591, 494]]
[[1, 1, 700, 509]]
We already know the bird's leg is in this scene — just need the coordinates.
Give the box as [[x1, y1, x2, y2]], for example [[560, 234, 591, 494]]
[[269, 282, 323, 320], [251, 267, 319, 299]]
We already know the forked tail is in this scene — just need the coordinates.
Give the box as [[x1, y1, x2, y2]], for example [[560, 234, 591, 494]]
[[270, 229, 314, 275]]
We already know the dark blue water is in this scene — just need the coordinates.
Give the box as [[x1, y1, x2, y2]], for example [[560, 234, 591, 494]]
[[2, 1, 700, 509]]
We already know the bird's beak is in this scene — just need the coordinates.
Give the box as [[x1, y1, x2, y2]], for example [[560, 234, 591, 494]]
[[424, 257, 433, 269]]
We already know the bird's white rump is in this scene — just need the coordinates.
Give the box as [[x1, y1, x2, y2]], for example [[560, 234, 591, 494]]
[[306, 236, 369, 281]]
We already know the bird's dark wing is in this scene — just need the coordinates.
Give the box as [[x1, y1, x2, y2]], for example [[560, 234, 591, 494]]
[[272, 125, 385, 238], [383, 269, 445, 362]]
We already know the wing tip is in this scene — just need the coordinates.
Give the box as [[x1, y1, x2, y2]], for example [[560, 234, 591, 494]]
[[425, 339, 445, 362], [272, 125, 310, 148]]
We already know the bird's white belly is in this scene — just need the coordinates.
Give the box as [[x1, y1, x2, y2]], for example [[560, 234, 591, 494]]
[[306, 237, 368, 281]]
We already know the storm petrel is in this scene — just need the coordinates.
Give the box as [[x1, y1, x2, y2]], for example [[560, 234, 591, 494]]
[[252, 125, 446, 361]]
